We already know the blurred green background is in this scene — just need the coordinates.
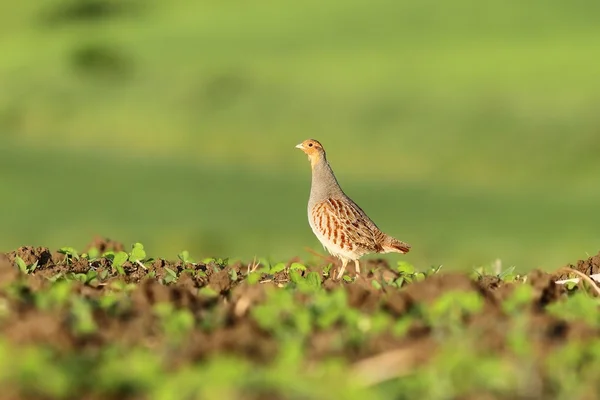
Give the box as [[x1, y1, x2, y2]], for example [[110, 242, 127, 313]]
[[1, 0, 599, 270]]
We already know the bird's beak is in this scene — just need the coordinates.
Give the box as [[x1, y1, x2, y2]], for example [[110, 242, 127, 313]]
[[295, 143, 304, 150]]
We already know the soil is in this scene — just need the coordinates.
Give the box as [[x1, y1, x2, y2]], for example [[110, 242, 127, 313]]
[[0, 238, 599, 397]]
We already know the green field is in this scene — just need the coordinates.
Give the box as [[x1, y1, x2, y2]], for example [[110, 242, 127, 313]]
[[0, 243, 599, 399], [1, 0, 600, 270]]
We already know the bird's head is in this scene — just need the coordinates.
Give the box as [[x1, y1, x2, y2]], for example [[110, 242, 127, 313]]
[[295, 139, 326, 168]]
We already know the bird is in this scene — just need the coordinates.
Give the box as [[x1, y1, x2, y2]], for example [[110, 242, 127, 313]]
[[295, 139, 411, 280]]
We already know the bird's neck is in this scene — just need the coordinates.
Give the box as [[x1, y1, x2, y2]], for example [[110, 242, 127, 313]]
[[309, 156, 344, 205]]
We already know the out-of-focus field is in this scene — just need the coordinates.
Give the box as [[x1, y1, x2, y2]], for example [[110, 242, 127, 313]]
[[1, 0, 600, 270]]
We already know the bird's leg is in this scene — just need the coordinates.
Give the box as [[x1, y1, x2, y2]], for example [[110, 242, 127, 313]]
[[336, 259, 348, 280], [354, 260, 361, 275]]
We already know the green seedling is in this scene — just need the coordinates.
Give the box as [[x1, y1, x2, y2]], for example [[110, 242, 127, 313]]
[[247, 271, 262, 285], [129, 242, 147, 262], [289, 270, 302, 285], [565, 281, 578, 291], [228, 269, 238, 282], [396, 261, 415, 274], [257, 257, 271, 271], [203, 258, 229, 272], [387, 261, 429, 287], [82, 246, 100, 260], [178, 250, 196, 265], [67, 270, 99, 286], [162, 267, 178, 284], [98, 269, 110, 280], [145, 271, 156, 279], [270, 262, 286, 274], [306, 271, 322, 289], [428, 265, 443, 275], [290, 263, 307, 272], [195, 270, 207, 278], [471, 260, 519, 282], [286, 269, 322, 293], [15, 256, 38, 274], [58, 247, 80, 265], [106, 251, 128, 275]]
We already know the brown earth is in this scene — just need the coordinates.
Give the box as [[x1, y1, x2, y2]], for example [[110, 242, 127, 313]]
[[0, 238, 599, 397]]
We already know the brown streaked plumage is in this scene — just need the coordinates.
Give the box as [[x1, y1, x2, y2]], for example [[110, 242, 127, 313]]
[[295, 139, 411, 280]]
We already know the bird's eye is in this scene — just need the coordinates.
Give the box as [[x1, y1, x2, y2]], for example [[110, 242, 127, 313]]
[[308, 143, 313, 147]]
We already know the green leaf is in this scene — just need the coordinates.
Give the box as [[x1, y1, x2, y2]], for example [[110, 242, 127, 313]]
[[103, 251, 115, 259], [29, 260, 39, 273], [87, 247, 100, 260], [371, 280, 382, 290], [429, 265, 443, 275], [15, 256, 27, 273], [306, 272, 321, 288], [247, 271, 262, 285], [396, 261, 415, 274], [566, 281, 578, 291], [112, 251, 128, 274], [229, 269, 238, 282], [415, 272, 426, 282], [270, 263, 286, 274], [178, 250, 195, 264], [246, 271, 262, 285], [498, 266, 516, 279], [165, 267, 177, 278], [289, 270, 303, 284], [196, 270, 207, 278], [129, 243, 146, 261], [290, 263, 307, 271], [58, 247, 80, 260], [343, 275, 353, 283]]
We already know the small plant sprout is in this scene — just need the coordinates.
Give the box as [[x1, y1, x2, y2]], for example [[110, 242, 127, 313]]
[[110, 251, 128, 275], [129, 243, 147, 270], [178, 250, 196, 265], [58, 247, 80, 265], [15, 256, 38, 274], [162, 267, 178, 284], [82, 247, 100, 261], [290, 263, 307, 272]]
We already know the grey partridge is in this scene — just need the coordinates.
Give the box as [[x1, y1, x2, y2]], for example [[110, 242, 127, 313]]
[[295, 139, 411, 280]]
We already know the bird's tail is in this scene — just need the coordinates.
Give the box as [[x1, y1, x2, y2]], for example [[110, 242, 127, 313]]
[[381, 236, 411, 254]]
